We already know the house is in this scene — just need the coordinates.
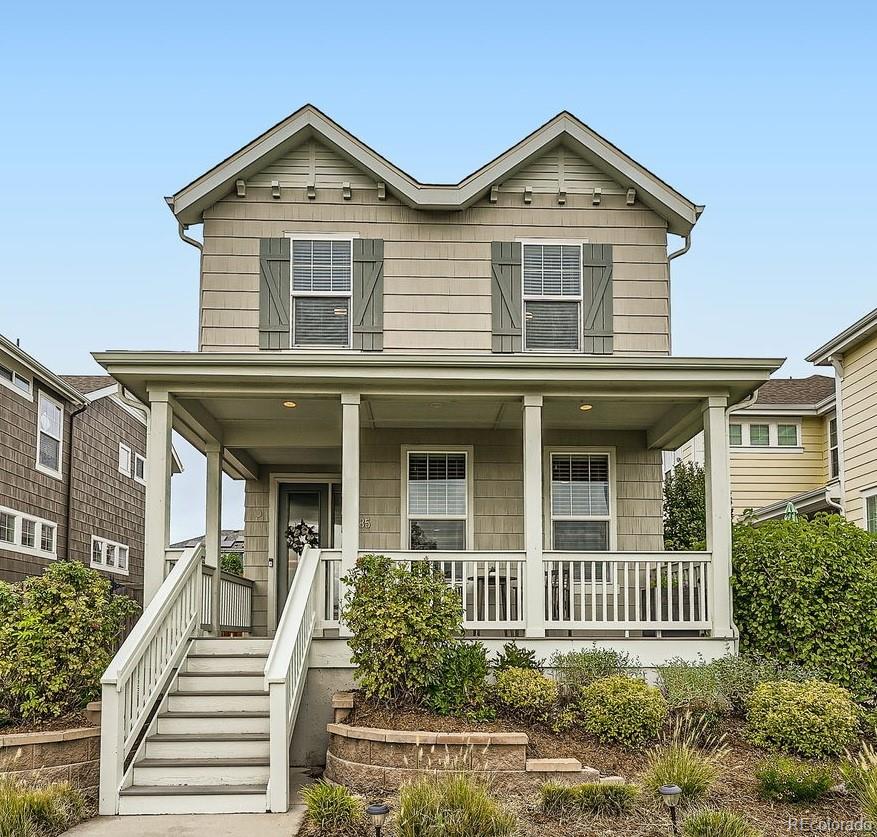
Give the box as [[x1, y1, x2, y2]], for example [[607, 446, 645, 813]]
[[669, 375, 840, 521], [170, 529, 245, 555], [0, 335, 181, 601], [808, 306, 877, 533], [94, 106, 782, 815]]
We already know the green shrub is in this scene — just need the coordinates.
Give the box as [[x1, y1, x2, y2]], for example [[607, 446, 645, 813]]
[[755, 755, 833, 803], [642, 743, 719, 801], [540, 781, 638, 816], [220, 552, 244, 576], [0, 779, 86, 837], [341, 555, 462, 703], [0, 561, 139, 721], [578, 675, 667, 746], [746, 680, 860, 758], [300, 781, 363, 835], [663, 461, 706, 551], [707, 654, 816, 714], [425, 642, 493, 720], [682, 809, 761, 837], [732, 515, 877, 700], [493, 667, 558, 724], [492, 642, 542, 672], [397, 773, 517, 837], [551, 648, 638, 697], [841, 744, 877, 825]]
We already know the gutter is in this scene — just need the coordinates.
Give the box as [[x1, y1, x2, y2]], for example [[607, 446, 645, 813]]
[[64, 402, 88, 560]]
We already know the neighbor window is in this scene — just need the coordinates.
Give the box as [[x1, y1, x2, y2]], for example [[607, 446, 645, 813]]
[[829, 417, 840, 479], [407, 451, 469, 550], [523, 243, 582, 352], [0, 512, 13, 544], [729, 424, 743, 446], [118, 443, 132, 476], [749, 424, 770, 446], [134, 453, 146, 484], [91, 536, 129, 575], [867, 495, 877, 535], [550, 452, 611, 551], [36, 392, 63, 477], [0, 506, 58, 557], [40, 524, 55, 554], [20, 518, 36, 548], [777, 424, 798, 447], [291, 238, 352, 348], [0, 363, 32, 397]]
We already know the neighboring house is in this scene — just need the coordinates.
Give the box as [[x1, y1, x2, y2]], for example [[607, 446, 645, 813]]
[[670, 375, 840, 521], [808, 307, 877, 533], [94, 106, 782, 815], [170, 529, 245, 554], [0, 335, 181, 601]]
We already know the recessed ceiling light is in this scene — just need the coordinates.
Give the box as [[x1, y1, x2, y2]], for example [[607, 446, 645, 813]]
[[579, 403, 593, 412], [282, 400, 297, 409]]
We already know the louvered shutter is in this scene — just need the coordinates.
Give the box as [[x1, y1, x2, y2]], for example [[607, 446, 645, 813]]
[[259, 238, 291, 349], [491, 241, 522, 352], [582, 243, 614, 354], [352, 239, 384, 351]]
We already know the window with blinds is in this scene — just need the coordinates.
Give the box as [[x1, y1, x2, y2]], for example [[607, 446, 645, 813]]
[[550, 452, 611, 551], [407, 451, 468, 550], [523, 243, 582, 351], [291, 239, 352, 347]]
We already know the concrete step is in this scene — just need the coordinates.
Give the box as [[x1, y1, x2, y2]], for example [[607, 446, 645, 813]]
[[132, 757, 270, 787], [118, 783, 267, 815], [176, 672, 265, 693], [157, 711, 270, 736], [166, 691, 269, 714], [190, 638, 272, 655], [144, 733, 270, 760], [185, 653, 267, 673]]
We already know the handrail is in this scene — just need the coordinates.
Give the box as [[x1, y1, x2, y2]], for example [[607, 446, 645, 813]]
[[264, 546, 322, 812], [99, 544, 204, 815]]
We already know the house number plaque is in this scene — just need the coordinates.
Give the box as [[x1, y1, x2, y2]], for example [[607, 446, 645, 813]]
[[359, 517, 371, 529]]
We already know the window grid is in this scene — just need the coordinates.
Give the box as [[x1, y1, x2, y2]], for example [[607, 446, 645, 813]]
[[867, 495, 877, 535], [729, 424, 743, 446], [550, 453, 611, 554], [20, 518, 35, 548], [829, 417, 840, 480], [777, 424, 798, 447], [406, 451, 469, 551], [36, 392, 63, 477], [90, 536, 129, 575], [522, 242, 583, 353], [749, 424, 770, 446], [290, 238, 353, 348], [0, 363, 31, 397], [0, 506, 57, 557], [40, 525, 55, 554]]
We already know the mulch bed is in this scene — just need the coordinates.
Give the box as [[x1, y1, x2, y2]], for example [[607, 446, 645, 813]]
[[343, 696, 861, 836], [0, 711, 95, 736]]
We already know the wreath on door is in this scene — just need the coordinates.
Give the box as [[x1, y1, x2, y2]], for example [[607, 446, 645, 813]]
[[285, 519, 319, 556]]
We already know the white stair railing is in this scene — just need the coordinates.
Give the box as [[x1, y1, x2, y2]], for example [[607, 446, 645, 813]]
[[264, 545, 322, 813], [98, 544, 204, 815]]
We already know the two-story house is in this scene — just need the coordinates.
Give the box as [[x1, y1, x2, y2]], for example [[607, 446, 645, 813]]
[[95, 106, 782, 815], [0, 336, 180, 601], [670, 375, 840, 521]]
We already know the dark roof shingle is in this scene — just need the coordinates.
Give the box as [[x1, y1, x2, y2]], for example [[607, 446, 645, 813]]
[[756, 375, 835, 406], [60, 375, 114, 395]]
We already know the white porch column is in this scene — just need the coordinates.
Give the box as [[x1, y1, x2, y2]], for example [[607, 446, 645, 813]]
[[340, 392, 361, 587], [523, 395, 545, 637], [703, 396, 733, 638], [206, 442, 223, 635], [143, 392, 173, 604]]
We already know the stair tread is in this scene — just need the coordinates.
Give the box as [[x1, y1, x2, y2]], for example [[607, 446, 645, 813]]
[[171, 690, 267, 696], [187, 653, 269, 659], [136, 757, 269, 767], [160, 710, 269, 718], [121, 784, 267, 797], [150, 733, 269, 742], [179, 671, 263, 677]]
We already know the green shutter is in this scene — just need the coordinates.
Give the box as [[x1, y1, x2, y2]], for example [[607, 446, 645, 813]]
[[259, 238, 290, 350], [582, 243, 613, 354], [352, 239, 384, 351], [491, 241, 522, 353]]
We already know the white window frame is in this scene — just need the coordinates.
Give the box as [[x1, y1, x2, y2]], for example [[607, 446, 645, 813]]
[[118, 443, 132, 476], [35, 391, 64, 479], [520, 239, 587, 354], [90, 535, 130, 576], [0, 361, 33, 400], [861, 486, 877, 535], [287, 233, 356, 350], [729, 419, 804, 452], [543, 447, 617, 553], [133, 452, 146, 485], [400, 445, 474, 552], [827, 415, 840, 481], [0, 505, 58, 559]]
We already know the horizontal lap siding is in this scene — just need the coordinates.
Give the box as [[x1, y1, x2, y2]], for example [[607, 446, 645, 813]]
[[840, 336, 877, 526]]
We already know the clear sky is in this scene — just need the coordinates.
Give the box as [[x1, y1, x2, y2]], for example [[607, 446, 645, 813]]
[[1, 0, 875, 539]]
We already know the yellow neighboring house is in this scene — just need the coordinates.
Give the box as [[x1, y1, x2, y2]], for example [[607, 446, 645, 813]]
[[808, 307, 877, 533], [670, 375, 840, 521]]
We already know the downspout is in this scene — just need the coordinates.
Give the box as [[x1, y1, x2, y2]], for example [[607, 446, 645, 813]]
[[829, 355, 847, 514], [666, 205, 703, 355], [64, 402, 88, 560], [165, 197, 205, 350]]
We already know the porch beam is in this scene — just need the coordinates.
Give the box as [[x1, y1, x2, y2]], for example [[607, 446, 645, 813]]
[[205, 442, 223, 635], [340, 393, 360, 635], [143, 392, 173, 604], [224, 447, 260, 482], [703, 396, 733, 638], [523, 394, 546, 637], [646, 403, 704, 450]]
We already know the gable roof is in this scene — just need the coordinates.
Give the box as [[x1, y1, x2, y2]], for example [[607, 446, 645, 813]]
[[61, 374, 114, 395], [0, 334, 87, 405], [168, 105, 703, 235], [807, 307, 877, 365], [754, 375, 836, 406], [170, 530, 244, 552]]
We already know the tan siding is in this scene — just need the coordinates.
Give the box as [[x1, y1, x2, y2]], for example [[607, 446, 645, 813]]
[[840, 335, 877, 527], [200, 142, 670, 355]]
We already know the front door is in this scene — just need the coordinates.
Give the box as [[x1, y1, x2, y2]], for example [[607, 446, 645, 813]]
[[276, 483, 331, 622]]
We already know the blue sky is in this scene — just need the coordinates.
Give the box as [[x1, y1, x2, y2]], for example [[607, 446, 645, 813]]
[[1, 0, 875, 538]]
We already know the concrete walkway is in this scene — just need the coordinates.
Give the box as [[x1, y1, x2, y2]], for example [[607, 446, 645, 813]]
[[64, 809, 306, 837]]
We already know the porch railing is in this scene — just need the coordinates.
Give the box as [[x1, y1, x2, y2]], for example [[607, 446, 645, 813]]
[[317, 549, 712, 634]]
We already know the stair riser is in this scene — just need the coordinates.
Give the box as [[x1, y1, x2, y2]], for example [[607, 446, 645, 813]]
[[167, 694, 269, 713], [185, 656, 266, 673], [157, 716, 269, 736], [133, 764, 270, 786], [119, 793, 267, 815], [176, 675, 264, 693], [191, 639, 272, 655], [144, 739, 269, 760]]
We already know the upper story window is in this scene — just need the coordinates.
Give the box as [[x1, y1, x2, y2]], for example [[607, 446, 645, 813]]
[[523, 243, 582, 352], [406, 450, 470, 551], [0, 362, 32, 399], [729, 420, 800, 451], [291, 239, 352, 348], [118, 443, 132, 476], [134, 452, 146, 485], [829, 416, 840, 480], [36, 392, 63, 479]]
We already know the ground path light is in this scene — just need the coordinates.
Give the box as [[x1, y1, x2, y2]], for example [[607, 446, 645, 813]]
[[658, 784, 682, 835], [366, 802, 390, 836]]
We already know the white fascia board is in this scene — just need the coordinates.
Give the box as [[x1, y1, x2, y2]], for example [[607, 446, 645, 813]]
[[806, 307, 877, 365], [0, 334, 87, 406]]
